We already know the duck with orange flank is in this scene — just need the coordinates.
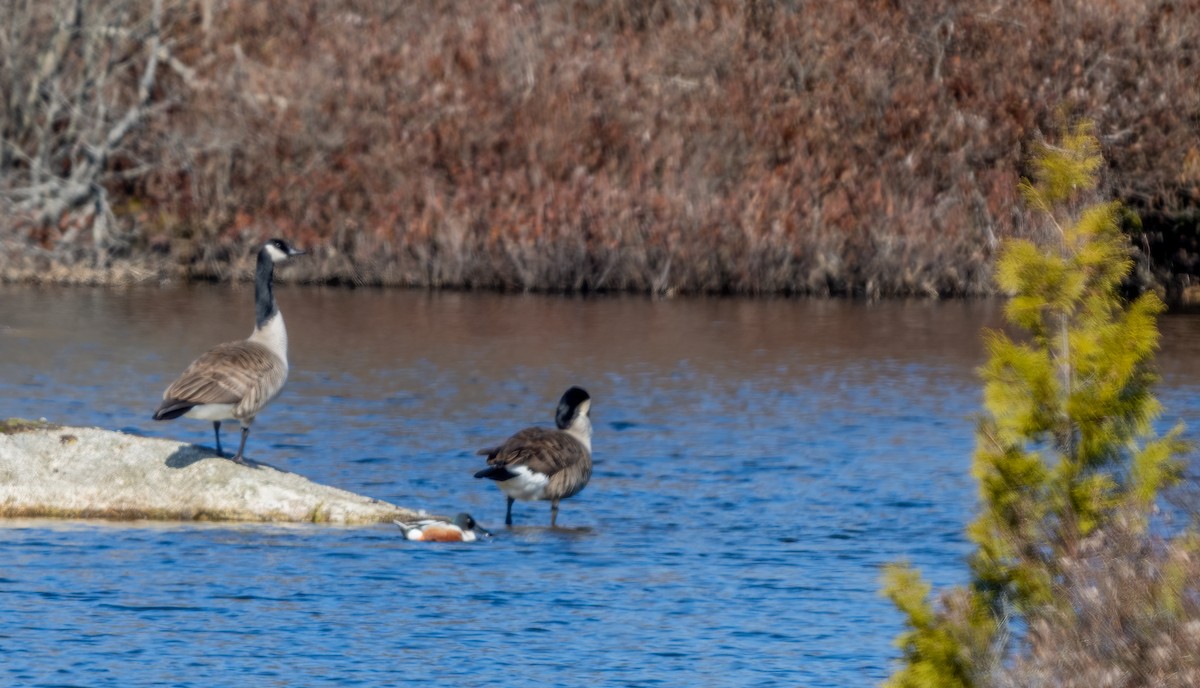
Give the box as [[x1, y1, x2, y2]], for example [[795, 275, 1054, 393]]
[[393, 513, 489, 542]]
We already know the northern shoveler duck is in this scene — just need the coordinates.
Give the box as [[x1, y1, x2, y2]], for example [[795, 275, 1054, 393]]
[[474, 386, 593, 527], [394, 513, 489, 542]]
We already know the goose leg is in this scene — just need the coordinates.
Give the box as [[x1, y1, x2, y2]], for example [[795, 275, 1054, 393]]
[[550, 499, 559, 528], [212, 421, 224, 457], [505, 496, 515, 526], [231, 426, 251, 465]]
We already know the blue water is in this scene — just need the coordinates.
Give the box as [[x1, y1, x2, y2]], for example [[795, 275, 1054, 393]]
[[1, 286, 1198, 686]]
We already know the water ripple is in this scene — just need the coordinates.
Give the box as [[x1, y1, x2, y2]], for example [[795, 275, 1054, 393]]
[[1, 287, 1198, 686]]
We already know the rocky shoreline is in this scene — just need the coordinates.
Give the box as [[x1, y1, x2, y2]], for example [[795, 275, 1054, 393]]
[[0, 420, 426, 525]]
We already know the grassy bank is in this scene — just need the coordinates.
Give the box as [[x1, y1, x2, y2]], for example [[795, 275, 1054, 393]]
[[1, 0, 1198, 296]]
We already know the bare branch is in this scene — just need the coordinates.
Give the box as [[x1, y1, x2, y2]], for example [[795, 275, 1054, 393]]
[[104, 0, 161, 155]]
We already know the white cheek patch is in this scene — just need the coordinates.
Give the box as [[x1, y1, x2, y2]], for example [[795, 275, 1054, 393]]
[[264, 244, 289, 262], [497, 465, 550, 501]]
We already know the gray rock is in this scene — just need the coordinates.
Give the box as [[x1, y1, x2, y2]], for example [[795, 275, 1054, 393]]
[[0, 420, 425, 524]]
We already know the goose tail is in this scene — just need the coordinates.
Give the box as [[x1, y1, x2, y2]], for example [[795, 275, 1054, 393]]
[[474, 465, 516, 481], [153, 399, 194, 421]]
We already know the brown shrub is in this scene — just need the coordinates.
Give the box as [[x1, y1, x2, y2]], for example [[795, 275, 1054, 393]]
[[995, 515, 1200, 688], [2, 0, 1198, 294]]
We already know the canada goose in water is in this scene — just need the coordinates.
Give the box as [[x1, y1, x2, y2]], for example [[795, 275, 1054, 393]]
[[394, 513, 490, 542], [474, 386, 593, 527], [152, 238, 306, 464]]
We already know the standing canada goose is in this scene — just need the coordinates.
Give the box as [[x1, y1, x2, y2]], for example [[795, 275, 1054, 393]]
[[474, 386, 593, 527], [152, 238, 306, 464]]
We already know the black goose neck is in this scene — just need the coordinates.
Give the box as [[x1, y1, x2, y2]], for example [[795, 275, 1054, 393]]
[[254, 248, 277, 328]]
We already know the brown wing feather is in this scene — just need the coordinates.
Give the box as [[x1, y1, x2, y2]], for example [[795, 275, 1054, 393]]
[[548, 458, 592, 501], [482, 427, 592, 499], [162, 341, 287, 417]]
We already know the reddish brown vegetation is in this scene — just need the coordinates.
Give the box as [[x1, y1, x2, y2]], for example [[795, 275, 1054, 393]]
[[995, 515, 1200, 688], [2, 0, 1199, 294]]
